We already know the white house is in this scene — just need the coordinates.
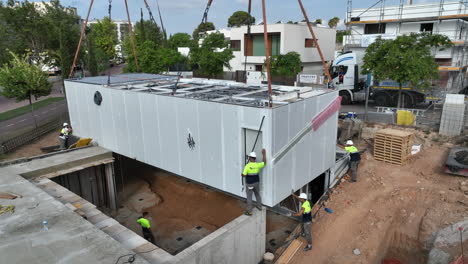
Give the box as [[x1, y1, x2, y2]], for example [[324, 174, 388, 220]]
[[207, 23, 336, 74], [344, 0, 468, 93]]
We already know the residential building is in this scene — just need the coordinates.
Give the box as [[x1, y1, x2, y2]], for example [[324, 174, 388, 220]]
[[207, 23, 336, 74], [344, 0, 468, 93]]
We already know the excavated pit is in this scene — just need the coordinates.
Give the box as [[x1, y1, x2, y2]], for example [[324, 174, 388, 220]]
[[112, 154, 246, 255]]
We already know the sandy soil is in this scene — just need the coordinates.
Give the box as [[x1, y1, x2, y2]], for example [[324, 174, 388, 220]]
[[1, 130, 58, 160], [291, 142, 468, 264]]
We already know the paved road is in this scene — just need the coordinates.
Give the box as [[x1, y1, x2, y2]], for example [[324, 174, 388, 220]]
[[0, 100, 68, 141]]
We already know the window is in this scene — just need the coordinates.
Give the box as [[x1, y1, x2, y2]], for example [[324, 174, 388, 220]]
[[420, 23, 434, 33], [247, 34, 281, 56], [305, 38, 318, 48], [230, 40, 241, 51], [364, 23, 386, 34], [255, 65, 263, 71]]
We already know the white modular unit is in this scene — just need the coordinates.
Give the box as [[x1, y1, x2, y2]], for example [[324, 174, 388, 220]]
[[65, 74, 338, 206]]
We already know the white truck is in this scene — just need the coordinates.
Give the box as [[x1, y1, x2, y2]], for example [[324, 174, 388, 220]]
[[331, 51, 436, 108]]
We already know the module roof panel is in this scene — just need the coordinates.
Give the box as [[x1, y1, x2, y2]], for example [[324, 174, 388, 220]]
[[69, 73, 330, 108]]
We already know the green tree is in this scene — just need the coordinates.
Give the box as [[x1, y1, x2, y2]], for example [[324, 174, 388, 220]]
[[227, 11, 255, 27], [269, 52, 302, 77], [43, 0, 81, 79], [314, 19, 322, 25], [168, 33, 193, 49], [362, 33, 452, 108], [328, 17, 340, 28], [190, 32, 233, 78], [336, 30, 350, 43], [0, 52, 52, 127], [134, 20, 164, 47], [124, 40, 183, 73], [0, 1, 49, 60], [89, 17, 117, 59], [192, 22, 215, 39]]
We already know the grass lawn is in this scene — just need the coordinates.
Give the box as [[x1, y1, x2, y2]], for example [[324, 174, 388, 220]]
[[0, 97, 65, 121]]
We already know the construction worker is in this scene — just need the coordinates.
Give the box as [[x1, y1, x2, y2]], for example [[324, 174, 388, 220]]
[[58, 123, 72, 149], [242, 149, 266, 216], [137, 212, 155, 243], [292, 192, 313, 251], [345, 140, 361, 182]]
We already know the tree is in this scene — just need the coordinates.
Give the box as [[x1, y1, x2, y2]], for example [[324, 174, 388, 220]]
[[192, 22, 215, 39], [43, 0, 81, 79], [336, 30, 350, 43], [125, 40, 183, 73], [190, 32, 234, 78], [133, 20, 164, 47], [89, 17, 117, 59], [362, 33, 452, 108], [314, 19, 322, 25], [328, 17, 340, 28], [168, 33, 193, 49], [269, 52, 302, 77], [227, 11, 255, 27], [0, 52, 51, 127]]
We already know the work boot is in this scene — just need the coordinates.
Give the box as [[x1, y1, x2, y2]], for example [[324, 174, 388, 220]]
[[244, 211, 252, 216], [303, 245, 312, 251]]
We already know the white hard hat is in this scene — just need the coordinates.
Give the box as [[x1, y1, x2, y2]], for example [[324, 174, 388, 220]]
[[63, 122, 69, 127], [248, 152, 256, 158], [346, 140, 354, 145], [299, 193, 308, 199]]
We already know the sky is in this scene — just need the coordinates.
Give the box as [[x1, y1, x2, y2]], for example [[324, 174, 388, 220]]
[[27, 0, 437, 35]]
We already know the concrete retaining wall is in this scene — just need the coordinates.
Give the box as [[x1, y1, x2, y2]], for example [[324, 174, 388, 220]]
[[171, 209, 266, 264]]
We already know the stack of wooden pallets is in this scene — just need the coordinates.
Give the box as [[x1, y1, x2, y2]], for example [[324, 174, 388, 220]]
[[374, 128, 413, 165]]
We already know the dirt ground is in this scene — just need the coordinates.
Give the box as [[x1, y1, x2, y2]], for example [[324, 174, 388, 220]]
[[291, 139, 468, 264], [1, 130, 58, 160]]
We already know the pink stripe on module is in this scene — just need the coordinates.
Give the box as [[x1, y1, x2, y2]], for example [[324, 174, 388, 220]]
[[312, 96, 342, 131]]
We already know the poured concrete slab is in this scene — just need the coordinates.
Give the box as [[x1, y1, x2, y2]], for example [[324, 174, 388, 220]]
[[0, 151, 148, 264]]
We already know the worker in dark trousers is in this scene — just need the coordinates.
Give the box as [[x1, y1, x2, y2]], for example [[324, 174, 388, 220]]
[[292, 192, 312, 251], [345, 140, 361, 182], [241, 149, 266, 216], [137, 212, 155, 243]]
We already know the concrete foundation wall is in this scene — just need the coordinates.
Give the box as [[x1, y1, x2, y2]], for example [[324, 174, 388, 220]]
[[171, 209, 266, 264]]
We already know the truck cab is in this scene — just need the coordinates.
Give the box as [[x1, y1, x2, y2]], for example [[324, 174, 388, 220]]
[[331, 52, 366, 104]]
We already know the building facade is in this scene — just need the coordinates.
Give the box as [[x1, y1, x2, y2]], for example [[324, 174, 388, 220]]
[[344, 0, 468, 94], [207, 23, 336, 74]]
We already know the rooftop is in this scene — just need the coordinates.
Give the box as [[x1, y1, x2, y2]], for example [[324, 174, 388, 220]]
[[68, 73, 330, 108]]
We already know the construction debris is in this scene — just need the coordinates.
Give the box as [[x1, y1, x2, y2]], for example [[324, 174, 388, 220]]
[[0, 205, 15, 214]]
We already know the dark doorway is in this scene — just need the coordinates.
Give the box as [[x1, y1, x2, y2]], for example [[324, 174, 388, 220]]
[[308, 173, 325, 204], [255, 65, 263, 71]]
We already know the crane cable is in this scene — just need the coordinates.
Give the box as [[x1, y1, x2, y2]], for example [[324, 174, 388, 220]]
[[107, 0, 112, 85], [69, 0, 94, 78]]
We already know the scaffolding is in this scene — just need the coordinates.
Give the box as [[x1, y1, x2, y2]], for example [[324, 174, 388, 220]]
[[345, 0, 468, 94]]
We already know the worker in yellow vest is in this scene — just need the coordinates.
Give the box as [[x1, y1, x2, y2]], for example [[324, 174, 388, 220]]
[[345, 140, 361, 182], [292, 192, 312, 251], [58, 122, 73, 149], [137, 212, 154, 243], [241, 149, 266, 216]]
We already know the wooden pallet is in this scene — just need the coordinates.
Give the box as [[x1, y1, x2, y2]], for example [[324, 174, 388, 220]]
[[374, 129, 413, 165]]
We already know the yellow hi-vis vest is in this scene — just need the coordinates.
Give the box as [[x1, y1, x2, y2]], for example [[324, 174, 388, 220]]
[[137, 217, 151, 228]]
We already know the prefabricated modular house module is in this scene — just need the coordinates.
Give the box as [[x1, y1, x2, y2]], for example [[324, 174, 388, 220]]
[[64, 73, 339, 207]]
